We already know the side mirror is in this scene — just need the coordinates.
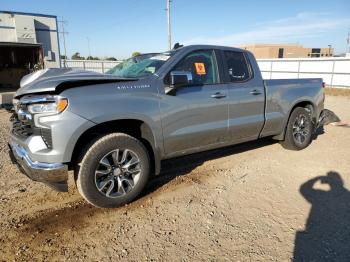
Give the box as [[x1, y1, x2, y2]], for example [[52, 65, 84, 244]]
[[170, 71, 193, 88]]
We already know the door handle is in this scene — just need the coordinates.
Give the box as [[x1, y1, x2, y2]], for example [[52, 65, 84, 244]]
[[250, 89, 262, 95], [211, 92, 226, 99]]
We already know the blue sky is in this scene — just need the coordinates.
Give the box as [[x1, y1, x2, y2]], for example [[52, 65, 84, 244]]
[[2, 0, 350, 59]]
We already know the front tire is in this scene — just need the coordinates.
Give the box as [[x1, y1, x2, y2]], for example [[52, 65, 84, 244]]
[[280, 107, 313, 151], [76, 133, 150, 208]]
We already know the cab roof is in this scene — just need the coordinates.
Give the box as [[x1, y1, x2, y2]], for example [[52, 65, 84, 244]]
[[173, 44, 249, 53]]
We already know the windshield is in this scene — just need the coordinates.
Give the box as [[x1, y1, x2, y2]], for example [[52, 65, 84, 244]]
[[106, 51, 175, 78]]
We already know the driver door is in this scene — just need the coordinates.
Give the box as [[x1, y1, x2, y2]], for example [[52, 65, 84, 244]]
[[159, 49, 229, 157]]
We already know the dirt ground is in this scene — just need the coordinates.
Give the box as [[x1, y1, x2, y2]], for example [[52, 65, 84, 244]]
[[324, 87, 350, 97], [0, 95, 349, 261]]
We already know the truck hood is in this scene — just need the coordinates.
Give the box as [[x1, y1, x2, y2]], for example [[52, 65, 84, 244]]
[[15, 68, 137, 97]]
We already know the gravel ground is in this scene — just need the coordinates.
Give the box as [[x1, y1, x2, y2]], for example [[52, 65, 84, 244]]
[[0, 95, 349, 261]]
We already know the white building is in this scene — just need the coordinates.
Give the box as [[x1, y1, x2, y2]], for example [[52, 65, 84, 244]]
[[0, 10, 60, 67], [0, 10, 61, 100]]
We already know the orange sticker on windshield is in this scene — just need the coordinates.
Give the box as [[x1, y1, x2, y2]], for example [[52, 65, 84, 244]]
[[194, 63, 206, 75]]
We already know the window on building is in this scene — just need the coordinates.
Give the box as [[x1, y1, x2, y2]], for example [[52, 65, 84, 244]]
[[311, 48, 321, 58], [278, 48, 284, 58], [223, 51, 251, 82]]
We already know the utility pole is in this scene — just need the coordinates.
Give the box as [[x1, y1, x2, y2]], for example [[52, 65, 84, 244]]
[[166, 0, 172, 50], [58, 17, 68, 67]]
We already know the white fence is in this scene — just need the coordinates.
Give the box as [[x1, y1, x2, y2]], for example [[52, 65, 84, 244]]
[[257, 57, 350, 88], [61, 58, 350, 88], [61, 60, 120, 73]]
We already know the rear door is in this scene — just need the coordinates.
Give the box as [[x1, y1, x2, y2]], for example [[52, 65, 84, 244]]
[[221, 50, 265, 142], [160, 49, 229, 156]]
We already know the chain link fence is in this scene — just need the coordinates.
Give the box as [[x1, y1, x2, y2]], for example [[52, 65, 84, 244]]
[[61, 60, 120, 73]]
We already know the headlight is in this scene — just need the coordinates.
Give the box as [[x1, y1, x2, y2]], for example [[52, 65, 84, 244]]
[[23, 95, 68, 114]]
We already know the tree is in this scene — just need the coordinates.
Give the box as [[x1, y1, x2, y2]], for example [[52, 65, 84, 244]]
[[86, 56, 100, 60], [71, 52, 85, 60], [60, 55, 67, 59], [106, 57, 117, 61], [132, 51, 141, 57]]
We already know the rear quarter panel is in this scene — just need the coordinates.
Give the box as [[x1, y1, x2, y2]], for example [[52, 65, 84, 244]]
[[261, 78, 324, 137]]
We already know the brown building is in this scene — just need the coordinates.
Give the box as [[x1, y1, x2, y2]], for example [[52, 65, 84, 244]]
[[238, 44, 333, 59]]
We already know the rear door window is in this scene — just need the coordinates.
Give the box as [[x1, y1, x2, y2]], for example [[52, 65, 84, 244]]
[[223, 51, 252, 82]]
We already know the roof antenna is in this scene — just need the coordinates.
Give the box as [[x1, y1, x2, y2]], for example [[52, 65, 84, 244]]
[[173, 42, 183, 50]]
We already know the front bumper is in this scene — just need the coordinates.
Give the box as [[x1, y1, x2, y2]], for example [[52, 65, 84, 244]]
[[8, 141, 68, 192]]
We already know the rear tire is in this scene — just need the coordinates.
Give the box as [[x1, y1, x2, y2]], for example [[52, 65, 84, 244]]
[[76, 133, 150, 208], [280, 107, 313, 151]]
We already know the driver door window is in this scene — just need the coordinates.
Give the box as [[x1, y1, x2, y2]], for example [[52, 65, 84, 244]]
[[171, 50, 220, 85]]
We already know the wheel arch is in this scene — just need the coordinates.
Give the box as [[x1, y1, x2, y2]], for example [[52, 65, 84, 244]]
[[273, 99, 315, 141], [70, 118, 161, 175]]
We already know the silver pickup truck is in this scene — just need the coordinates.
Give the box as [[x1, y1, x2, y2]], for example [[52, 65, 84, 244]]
[[9, 45, 324, 208]]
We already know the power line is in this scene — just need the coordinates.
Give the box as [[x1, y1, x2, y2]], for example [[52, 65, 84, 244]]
[[87, 37, 91, 57], [347, 29, 350, 54]]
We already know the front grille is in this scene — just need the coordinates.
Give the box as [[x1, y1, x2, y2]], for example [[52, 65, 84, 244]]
[[11, 113, 53, 148], [11, 113, 34, 139]]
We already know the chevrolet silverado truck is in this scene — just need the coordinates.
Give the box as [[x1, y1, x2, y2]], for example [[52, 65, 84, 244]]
[[8, 45, 325, 208]]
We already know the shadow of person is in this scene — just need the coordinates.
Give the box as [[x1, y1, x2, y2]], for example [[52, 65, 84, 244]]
[[294, 171, 350, 261]]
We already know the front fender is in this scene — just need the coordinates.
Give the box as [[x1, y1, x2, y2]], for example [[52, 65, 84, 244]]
[[61, 83, 164, 159]]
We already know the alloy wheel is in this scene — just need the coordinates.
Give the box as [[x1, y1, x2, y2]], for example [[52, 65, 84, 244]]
[[292, 114, 310, 145], [94, 149, 141, 198]]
